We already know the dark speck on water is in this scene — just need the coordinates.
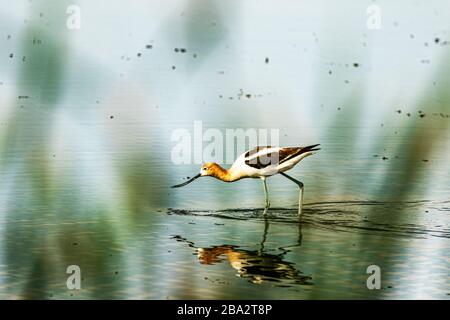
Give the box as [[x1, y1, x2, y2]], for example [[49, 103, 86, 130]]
[[353, 63, 359, 67], [9, 53, 13, 58], [419, 114, 426, 118], [32, 38, 42, 46], [137, 53, 142, 57], [382, 156, 388, 161], [435, 38, 440, 44], [146, 45, 152, 49], [396, 110, 402, 114], [265, 57, 269, 64], [110, 116, 114, 119]]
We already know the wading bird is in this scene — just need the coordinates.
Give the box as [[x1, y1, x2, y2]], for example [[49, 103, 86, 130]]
[[171, 144, 320, 216]]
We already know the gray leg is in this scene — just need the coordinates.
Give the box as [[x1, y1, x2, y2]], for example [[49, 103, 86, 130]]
[[261, 177, 270, 215], [279, 172, 304, 217]]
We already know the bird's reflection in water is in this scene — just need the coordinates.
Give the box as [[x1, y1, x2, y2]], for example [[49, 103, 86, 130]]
[[172, 218, 312, 286]]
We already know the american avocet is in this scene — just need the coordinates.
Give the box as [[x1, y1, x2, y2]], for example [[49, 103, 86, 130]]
[[171, 144, 320, 216]]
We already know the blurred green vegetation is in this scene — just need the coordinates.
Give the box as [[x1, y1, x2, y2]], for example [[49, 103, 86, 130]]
[[0, 0, 448, 299]]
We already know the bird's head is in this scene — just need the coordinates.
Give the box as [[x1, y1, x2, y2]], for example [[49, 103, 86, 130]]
[[171, 162, 222, 188], [200, 162, 219, 176]]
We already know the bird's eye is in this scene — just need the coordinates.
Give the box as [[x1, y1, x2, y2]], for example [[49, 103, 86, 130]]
[[202, 167, 207, 171]]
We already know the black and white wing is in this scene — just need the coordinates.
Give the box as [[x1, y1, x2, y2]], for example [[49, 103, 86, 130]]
[[244, 144, 320, 169]]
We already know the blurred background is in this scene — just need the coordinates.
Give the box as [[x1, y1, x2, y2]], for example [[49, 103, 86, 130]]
[[0, 0, 449, 299]]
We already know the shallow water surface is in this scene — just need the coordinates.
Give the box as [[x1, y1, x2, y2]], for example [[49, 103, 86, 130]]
[[0, 0, 450, 300], [0, 201, 448, 299]]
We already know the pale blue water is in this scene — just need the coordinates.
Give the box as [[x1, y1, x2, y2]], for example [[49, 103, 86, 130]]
[[0, 0, 449, 299]]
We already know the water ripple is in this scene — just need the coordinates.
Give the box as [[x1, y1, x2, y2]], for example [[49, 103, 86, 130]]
[[168, 200, 450, 239]]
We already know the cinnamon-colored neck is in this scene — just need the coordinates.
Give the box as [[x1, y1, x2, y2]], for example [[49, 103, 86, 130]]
[[210, 164, 240, 182]]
